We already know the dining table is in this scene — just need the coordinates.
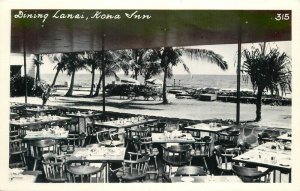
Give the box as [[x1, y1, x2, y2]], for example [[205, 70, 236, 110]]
[[171, 175, 243, 183], [10, 116, 72, 128], [9, 169, 41, 183], [67, 146, 127, 183], [232, 142, 292, 182], [24, 107, 58, 117], [10, 103, 25, 113], [151, 132, 195, 144], [184, 123, 233, 153], [91, 117, 158, 132], [184, 123, 233, 137], [23, 127, 69, 141]]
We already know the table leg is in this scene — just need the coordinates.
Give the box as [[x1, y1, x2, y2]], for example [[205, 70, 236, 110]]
[[289, 170, 292, 183], [273, 170, 276, 183], [105, 163, 109, 183], [209, 133, 216, 156], [83, 118, 87, 134]]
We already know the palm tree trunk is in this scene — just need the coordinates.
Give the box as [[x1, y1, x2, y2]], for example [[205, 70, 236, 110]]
[[255, 88, 263, 121], [42, 68, 60, 106], [162, 64, 168, 104], [35, 63, 40, 90], [134, 68, 138, 80], [36, 63, 41, 81], [94, 72, 103, 96], [51, 69, 60, 88], [89, 67, 96, 96], [65, 69, 76, 97]]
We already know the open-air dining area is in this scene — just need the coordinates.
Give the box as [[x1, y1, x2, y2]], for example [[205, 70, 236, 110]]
[[2, 5, 297, 191], [8, 102, 292, 184]]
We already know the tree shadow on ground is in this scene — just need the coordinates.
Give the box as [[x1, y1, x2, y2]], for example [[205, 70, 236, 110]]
[[56, 98, 164, 111]]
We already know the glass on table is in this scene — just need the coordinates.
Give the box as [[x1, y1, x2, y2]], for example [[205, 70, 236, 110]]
[[270, 155, 277, 164]]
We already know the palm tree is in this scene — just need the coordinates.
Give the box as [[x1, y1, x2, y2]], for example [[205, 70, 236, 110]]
[[47, 53, 67, 89], [84, 51, 102, 96], [33, 54, 43, 89], [93, 50, 126, 96], [119, 49, 160, 81], [39, 53, 67, 105], [242, 43, 291, 121], [64, 52, 86, 97], [153, 47, 228, 104], [141, 61, 162, 82]]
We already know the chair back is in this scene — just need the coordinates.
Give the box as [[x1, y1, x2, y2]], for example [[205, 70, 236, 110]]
[[128, 129, 149, 138], [213, 145, 225, 166], [132, 136, 154, 154], [125, 129, 149, 146], [9, 138, 27, 169], [96, 130, 113, 143], [149, 122, 166, 133], [232, 164, 270, 182], [227, 130, 240, 141], [30, 139, 58, 160], [162, 144, 192, 167], [66, 164, 105, 183], [193, 137, 211, 157], [257, 131, 277, 145], [10, 125, 25, 139], [213, 145, 236, 172], [66, 118, 80, 134], [109, 131, 125, 146], [60, 133, 86, 154], [9, 139, 26, 154], [118, 153, 150, 181], [176, 166, 207, 176], [96, 129, 124, 147], [42, 153, 67, 182]]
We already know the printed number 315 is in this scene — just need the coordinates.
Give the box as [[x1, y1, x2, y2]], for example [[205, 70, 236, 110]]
[[275, 13, 290, 21]]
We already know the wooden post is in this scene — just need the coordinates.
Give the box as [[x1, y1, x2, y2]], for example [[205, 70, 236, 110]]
[[102, 34, 106, 113], [23, 37, 27, 104], [236, 26, 242, 124]]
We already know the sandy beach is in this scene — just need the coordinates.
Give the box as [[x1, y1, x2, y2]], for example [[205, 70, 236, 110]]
[[10, 88, 291, 129]]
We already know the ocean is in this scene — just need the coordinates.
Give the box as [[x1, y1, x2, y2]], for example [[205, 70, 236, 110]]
[[41, 73, 253, 90]]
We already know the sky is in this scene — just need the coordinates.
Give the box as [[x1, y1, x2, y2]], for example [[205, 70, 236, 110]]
[[174, 41, 291, 75], [37, 41, 291, 76]]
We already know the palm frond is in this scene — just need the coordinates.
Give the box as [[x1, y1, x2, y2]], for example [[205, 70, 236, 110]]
[[182, 49, 228, 70]]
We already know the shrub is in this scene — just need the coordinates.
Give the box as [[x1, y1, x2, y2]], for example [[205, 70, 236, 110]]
[[10, 76, 44, 97], [105, 84, 157, 97]]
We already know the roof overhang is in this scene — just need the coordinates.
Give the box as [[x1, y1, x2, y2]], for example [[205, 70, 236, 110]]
[[11, 9, 291, 54]]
